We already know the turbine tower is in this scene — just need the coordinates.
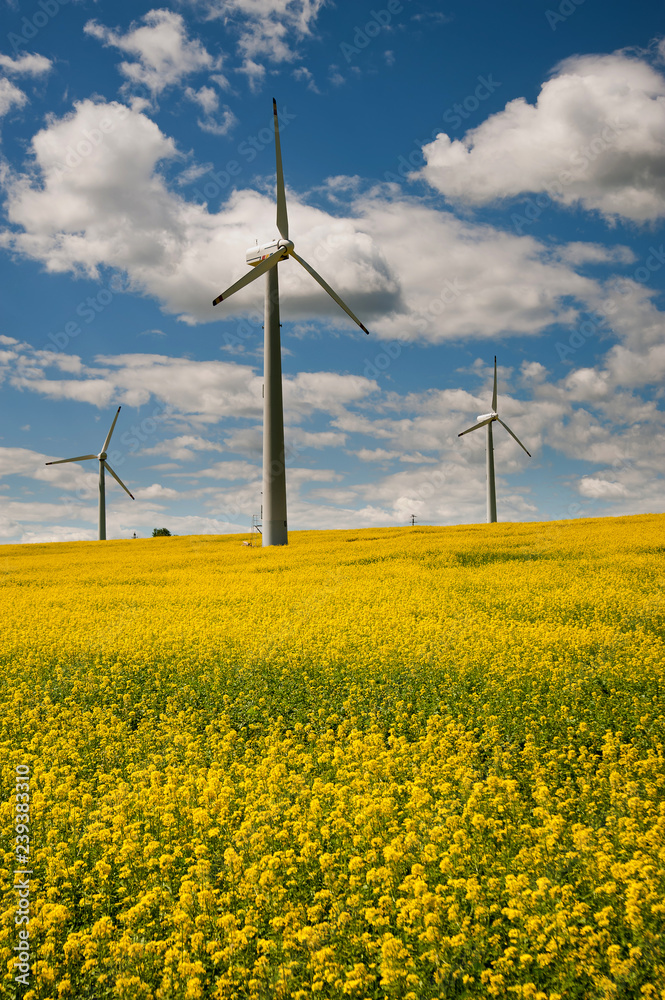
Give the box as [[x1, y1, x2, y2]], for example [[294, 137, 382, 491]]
[[212, 99, 369, 547], [458, 357, 531, 523], [45, 406, 134, 541]]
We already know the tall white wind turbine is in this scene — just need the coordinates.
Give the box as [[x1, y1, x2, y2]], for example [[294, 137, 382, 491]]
[[458, 357, 531, 523], [212, 99, 369, 547], [45, 406, 134, 541]]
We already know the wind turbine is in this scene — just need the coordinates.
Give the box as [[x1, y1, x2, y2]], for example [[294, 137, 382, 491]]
[[212, 99, 369, 547], [458, 357, 531, 523], [45, 406, 134, 541]]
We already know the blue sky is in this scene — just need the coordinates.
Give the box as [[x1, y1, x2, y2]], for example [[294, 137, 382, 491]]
[[1, 0, 664, 542]]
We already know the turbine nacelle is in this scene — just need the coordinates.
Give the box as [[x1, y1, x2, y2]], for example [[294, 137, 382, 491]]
[[477, 412, 497, 422], [246, 239, 293, 266]]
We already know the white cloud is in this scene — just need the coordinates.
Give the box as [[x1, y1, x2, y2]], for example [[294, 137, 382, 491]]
[[141, 434, 225, 460], [184, 84, 218, 113], [13, 377, 116, 408], [197, 0, 326, 67], [418, 50, 665, 223], [85, 10, 217, 95], [349, 195, 597, 343], [556, 242, 636, 266], [284, 371, 378, 415], [288, 428, 347, 449], [184, 85, 237, 134], [578, 476, 631, 498], [352, 447, 400, 462], [2, 97, 664, 351], [3, 350, 384, 449], [293, 66, 318, 92], [520, 361, 548, 384], [235, 58, 265, 91], [563, 367, 612, 403], [0, 53, 52, 76], [198, 109, 237, 136], [0, 77, 27, 117], [192, 459, 261, 481], [135, 482, 181, 499]]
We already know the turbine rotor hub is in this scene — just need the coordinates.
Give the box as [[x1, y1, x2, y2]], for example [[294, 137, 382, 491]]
[[98, 452, 107, 460]]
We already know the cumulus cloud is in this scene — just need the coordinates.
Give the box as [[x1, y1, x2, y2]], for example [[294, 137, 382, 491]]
[[196, 0, 325, 67], [4, 348, 383, 450], [0, 77, 27, 117], [141, 434, 225, 460], [0, 53, 52, 76], [351, 196, 598, 343], [0, 100, 397, 327], [85, 9, 217, 95], [184, 85, 237, 134], [578, 476, 631, 498], [4, 93, 665, 358], [184, 84, 218, 114], [417, 50, 665, 222]]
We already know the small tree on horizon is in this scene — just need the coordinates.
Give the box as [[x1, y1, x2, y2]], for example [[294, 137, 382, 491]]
[[152, 528, 172, 537]]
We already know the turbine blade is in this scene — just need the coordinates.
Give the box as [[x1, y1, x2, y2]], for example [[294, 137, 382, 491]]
[[45, 454, 97, 465], [289, 249, 369, 334], [458, 416, 493, 437], [104, 462, 135, 499], [492, 356, 498, 413], [213, 250, 281, 306], [497, 417, 531, 457], [273, 98, 288, 241], [102, 406, 121, 453]]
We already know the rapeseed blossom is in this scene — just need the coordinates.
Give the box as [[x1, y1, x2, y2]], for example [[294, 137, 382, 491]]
[[0, 514, 664, 997]]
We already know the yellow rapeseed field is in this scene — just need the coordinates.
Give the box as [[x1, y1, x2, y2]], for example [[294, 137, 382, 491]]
[[1, 514, 664, 999]]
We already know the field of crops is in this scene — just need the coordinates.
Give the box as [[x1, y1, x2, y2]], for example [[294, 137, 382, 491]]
[[1, 513, 664, 999]]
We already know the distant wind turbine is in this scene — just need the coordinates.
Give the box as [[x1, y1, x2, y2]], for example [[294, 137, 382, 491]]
[[45, 406, 134, 541], [458, 357, 531, 523], [212, 99, 369, 547]]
